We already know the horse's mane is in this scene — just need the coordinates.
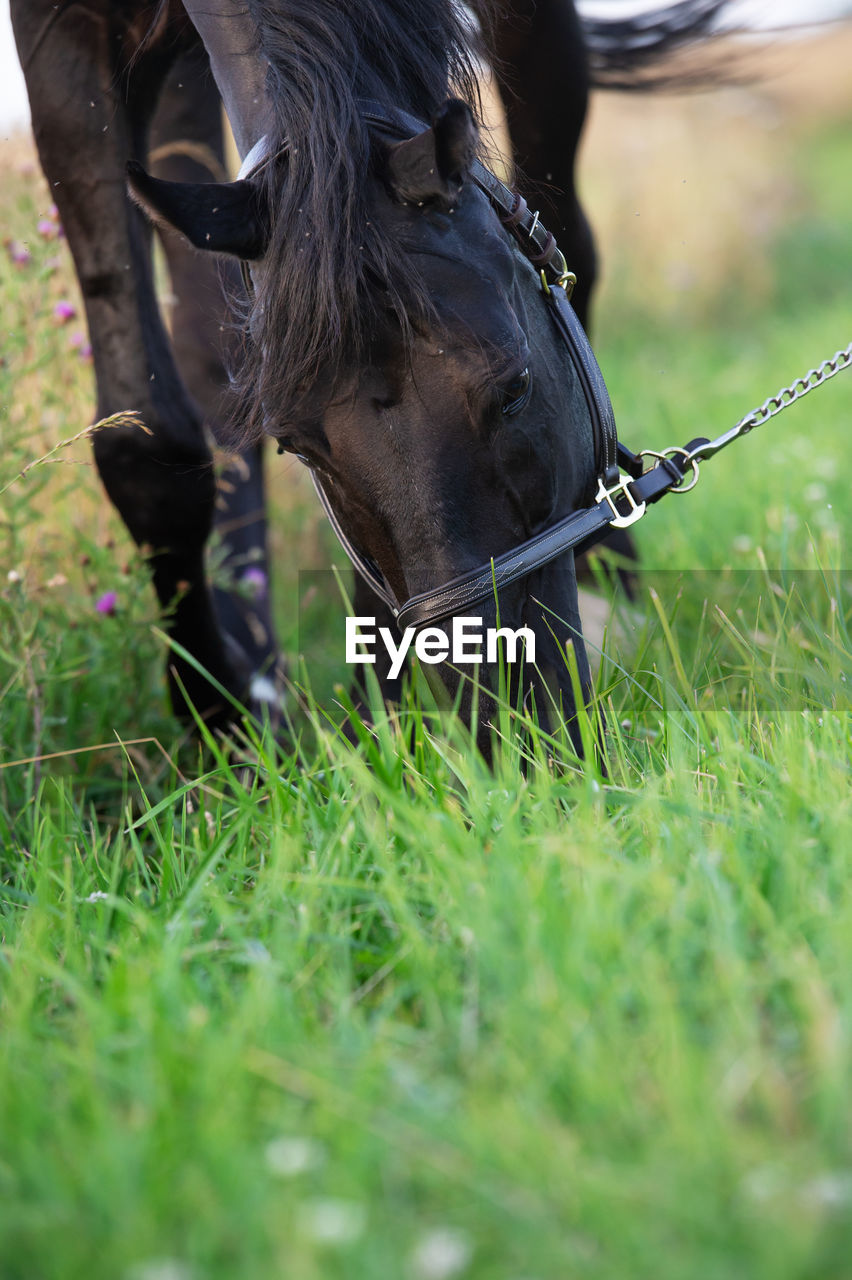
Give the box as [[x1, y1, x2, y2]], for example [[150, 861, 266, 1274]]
[[232, 0, 484, 440]]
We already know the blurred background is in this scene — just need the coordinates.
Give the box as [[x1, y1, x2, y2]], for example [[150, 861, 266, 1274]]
[[3, 1, 852, 128]]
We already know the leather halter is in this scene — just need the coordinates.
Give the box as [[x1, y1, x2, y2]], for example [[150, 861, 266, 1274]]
[[237, 106, 696, 631]]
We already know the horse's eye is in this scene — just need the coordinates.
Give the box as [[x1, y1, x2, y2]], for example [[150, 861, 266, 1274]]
[[501, 367, 532, 416], [275, 436, 309, 464]]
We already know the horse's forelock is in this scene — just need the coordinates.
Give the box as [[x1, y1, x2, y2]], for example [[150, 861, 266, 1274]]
[[227, 0, 486, 443]]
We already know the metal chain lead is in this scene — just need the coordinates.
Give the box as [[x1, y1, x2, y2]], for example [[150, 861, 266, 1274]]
[[687, 340, 852, 462], [739, 341, 852, 431]]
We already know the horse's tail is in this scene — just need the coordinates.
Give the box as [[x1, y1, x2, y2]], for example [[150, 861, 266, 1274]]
[[581, 0, 736, 90]]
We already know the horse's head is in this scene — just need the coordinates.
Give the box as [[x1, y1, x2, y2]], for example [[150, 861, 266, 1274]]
[[128, 99, 597, 754]]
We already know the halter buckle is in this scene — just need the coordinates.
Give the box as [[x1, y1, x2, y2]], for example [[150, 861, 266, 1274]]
[[559, 270, 577, 301], [595, 474, 647, 528], [539, 242, 577, 301]]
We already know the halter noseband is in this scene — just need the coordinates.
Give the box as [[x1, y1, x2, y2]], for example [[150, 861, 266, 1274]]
[[237, 106, 697, 632]]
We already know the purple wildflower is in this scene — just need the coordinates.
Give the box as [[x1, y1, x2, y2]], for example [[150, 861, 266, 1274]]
[[5, 240, 32, 267], [68, 330, 92, 360], [241, 566, 268, 601], [47, 207, 64, 237], [37, 218, 58, 240], [95, 590, 118, 616], [53, 299, 77, 325]]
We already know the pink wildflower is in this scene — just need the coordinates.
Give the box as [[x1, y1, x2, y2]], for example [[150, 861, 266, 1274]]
[[53, 299, 77, 325], [5, 240, 31, 267], [241, 566, 268, 600], [68, 330, 92, 360], [95, 591, 118, 616], [37, 218, 58, 240]]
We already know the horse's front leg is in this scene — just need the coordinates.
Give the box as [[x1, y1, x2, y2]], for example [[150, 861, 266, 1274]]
[[149, 40, 283, 709], [12, 2, 244, 726]]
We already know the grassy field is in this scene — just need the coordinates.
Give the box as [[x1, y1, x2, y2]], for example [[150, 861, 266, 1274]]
[[1, 25, 851, 1280]]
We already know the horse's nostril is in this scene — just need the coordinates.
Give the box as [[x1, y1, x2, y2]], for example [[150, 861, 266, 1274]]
[[372, 396, 396, 413]]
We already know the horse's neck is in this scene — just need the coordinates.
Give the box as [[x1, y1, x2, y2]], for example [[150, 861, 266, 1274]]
[[181, 0, 270, 157]]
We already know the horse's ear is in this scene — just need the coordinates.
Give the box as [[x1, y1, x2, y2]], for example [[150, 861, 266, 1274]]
[[385, 98, 478, 207], [126, 161, 268, 260]]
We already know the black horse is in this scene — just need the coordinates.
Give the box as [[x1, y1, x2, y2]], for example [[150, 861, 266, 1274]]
[[11, 0, 727, 753]]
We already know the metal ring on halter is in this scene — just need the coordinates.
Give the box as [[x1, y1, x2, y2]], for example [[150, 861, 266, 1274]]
[[540, 256, 576, 301], [547, 245, 577, 298], [638, 446, 700, 493]]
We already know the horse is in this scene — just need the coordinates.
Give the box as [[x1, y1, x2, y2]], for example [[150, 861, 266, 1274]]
[[11, 0, 729, 756]]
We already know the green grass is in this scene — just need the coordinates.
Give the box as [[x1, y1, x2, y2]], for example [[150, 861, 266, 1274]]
[[0, 77, 851, 1280]]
